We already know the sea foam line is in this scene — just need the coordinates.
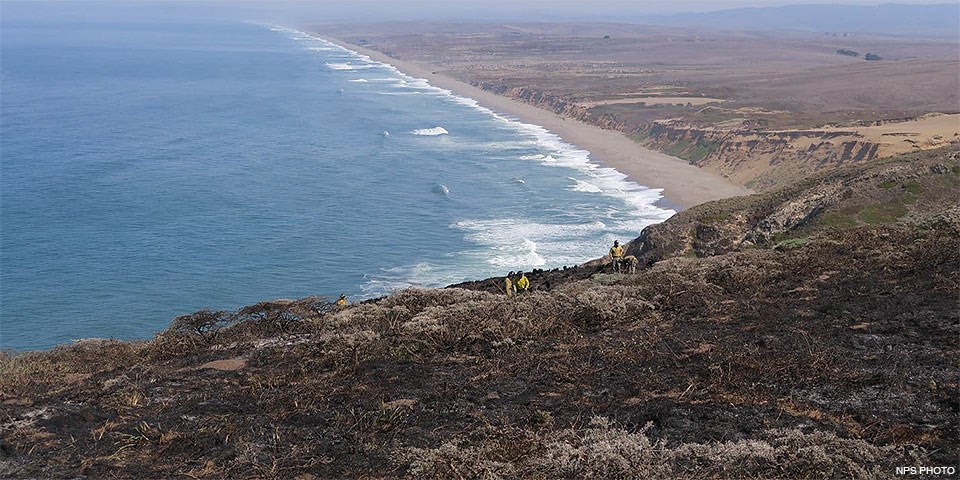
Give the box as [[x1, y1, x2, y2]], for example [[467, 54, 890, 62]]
[[271, 26, 674, 220], [270, 25, 677, 293]]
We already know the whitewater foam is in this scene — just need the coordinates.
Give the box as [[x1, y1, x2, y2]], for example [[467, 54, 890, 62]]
[[412, 127, 449, 136], [273, 30, 675, 203], [271, 26, 677, 292], [570, 177, 604, 194], [325, 62, 377, 71], [453, 218, 622, 268]]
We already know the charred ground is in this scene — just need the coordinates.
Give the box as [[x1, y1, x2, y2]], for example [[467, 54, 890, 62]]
[[1, 147, 958, 478]]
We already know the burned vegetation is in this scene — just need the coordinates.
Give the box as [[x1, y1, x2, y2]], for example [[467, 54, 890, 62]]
[[2, 147, 958, 478]]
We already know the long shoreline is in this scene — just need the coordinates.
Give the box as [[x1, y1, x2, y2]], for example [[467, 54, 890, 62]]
[[319, 35, 753, 209]]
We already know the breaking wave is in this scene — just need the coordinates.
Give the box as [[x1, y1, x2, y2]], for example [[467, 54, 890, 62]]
[[412, 126, 449, 136], [269, 25, 677, 297], [325, 62, 376, 71]]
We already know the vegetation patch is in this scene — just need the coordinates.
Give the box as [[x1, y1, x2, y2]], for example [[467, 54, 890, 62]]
[[698, 209, 732, 224], [664, 139, 693, 157], [903, 181, 922, 195], [773, 237, 810, 250], [685, 139, 719, 162], [819, 211, 858, 229], [858, 202, 908, 224]]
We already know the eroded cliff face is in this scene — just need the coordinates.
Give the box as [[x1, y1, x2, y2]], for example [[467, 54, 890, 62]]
[[472, 81, 631, 131], [470, 82, 932, 191], [633, 121, 883, 190]]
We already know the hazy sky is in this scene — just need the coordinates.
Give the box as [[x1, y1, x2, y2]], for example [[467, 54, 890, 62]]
[[2, 0, 954, 25]]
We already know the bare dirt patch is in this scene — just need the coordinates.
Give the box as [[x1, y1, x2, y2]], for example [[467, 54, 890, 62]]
[[197, 357, 246, 371], [822, 113, 960, 155]]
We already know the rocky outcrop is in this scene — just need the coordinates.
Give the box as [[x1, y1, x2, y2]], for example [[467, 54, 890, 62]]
[[743, 182, 847, 244], [451, 147, 959, 293], [627, 146, 960, 264]]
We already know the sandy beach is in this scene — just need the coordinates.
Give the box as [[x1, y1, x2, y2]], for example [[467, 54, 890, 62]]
[[321, 36, 752, 210]]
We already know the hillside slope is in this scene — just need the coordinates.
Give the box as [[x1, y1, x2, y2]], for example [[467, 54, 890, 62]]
[[2, 147, 958, 479], [646, 3, 960, 37]]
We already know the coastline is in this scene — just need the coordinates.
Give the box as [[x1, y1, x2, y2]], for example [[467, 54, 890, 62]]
[[319, 35, 753, 209]]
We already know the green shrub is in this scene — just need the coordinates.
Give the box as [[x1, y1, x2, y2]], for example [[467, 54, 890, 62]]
[[774, 238, 810, 250], [819, 211, 857, 229], [903, 181, 922, 195], [858, 203, 907, 224]]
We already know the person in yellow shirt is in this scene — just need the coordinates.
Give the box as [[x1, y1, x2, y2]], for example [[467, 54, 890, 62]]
[[609, 240, 625, 273], [504, 276, 514, 296], [336, 293, 348, 308], [516, 272, 530, 293]]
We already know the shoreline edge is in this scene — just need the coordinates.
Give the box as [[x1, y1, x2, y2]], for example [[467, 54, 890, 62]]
[[316, 33, 753, 210]]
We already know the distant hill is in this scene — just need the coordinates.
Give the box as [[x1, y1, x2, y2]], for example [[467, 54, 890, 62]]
[[643, 3, 960, 37]]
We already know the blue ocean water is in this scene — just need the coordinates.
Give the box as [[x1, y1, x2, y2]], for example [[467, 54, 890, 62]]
[[0, 20, 674, 351]]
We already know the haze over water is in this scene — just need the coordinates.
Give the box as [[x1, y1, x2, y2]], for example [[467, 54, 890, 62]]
[[1, 19, 674, 351]]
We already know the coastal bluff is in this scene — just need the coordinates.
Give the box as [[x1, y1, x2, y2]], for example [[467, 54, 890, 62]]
[[2, 147, 958, 479]]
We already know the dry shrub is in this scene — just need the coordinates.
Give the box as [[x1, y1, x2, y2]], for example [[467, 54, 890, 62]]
[[144, 298, 328, 362], [47, 338, 141, 371], [701, 255, 787, 294], [555, 283, 656, 328], [396, 418, 930, 480], [397, 438, 519, 479], [380, 288, 493, 315], [538, 419, 929, 479], [318, 288, 492, 336], [313, 288, 507, 355], [316, 329, 381, 357], [323, 302, 402, 331], [383, 284, 659, 354], [534, 417, 668, 478], [145, 309, 245, 362], [1, 339, 141, 394], [666, 428, 928, 479], [398, 291, 586, 351], [170, 309, 233, 338], [400, 308, 450, 337], [494, 292, 571, 338], [236, 297, 331, 333], [401, 300, 504, 346], [310, 304, 396, 367]]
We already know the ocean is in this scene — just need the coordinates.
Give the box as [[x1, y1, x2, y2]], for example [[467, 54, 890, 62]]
[[0, 19, 674, 351]]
